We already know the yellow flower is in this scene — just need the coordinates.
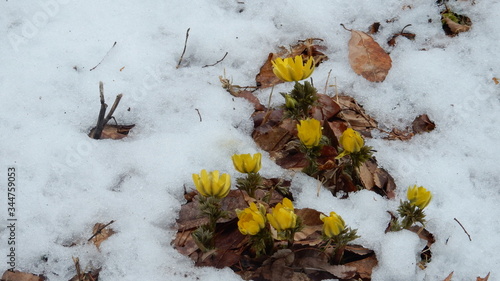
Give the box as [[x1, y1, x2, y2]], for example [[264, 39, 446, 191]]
[[192, 169, 231, 198], [340, 128, 364, 154], [296, 118, 322, 148], [407, 185, 432, 209], [266, 198, 297, 232], [272, 55, 315, 82], [232, 153, 262, 174], [237, 202, 266, 235], [320, 212, 346, 238]]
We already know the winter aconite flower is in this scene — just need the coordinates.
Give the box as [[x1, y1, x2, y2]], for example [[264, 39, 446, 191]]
[[297, 118, 322, 148], [272, 55, 315, 82], [232, 153, 262, 174], [237, 202, 266, 235], [192, 169, 231, 198], [407, 185, 432, 209], [340, 128, 364, 154], [320, 212, 346, 238], [266, 198, 297, 232]]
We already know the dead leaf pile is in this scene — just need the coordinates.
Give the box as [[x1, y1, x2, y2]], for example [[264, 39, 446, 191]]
[[173, 189, 377, 281]]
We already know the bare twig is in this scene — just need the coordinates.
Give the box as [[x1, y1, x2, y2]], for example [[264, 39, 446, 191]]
[[324, 69, 332, 94], [454, 218, 472, 241], [202, 52, 228, 68], [88, 220, 115, 242], [103, 94, 123, 125], [90, 41, 117, 71], [92, 82, 108, 139], [176, 28, 191, 69], [195, 108, 202, 122]]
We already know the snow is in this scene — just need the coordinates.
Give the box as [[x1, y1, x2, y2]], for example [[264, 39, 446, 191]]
[[1, 0, 500, 280]]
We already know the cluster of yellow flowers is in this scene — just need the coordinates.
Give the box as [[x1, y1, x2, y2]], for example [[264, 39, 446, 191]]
[[188, 54, 435, 260], [237, 202, 266, 235], [237, 198, 299, 238]]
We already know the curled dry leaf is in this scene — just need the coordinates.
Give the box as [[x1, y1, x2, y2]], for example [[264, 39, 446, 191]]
[[347, 29, 392, 82], [359, 158, 397, 199], [441, 9, 472, 36]]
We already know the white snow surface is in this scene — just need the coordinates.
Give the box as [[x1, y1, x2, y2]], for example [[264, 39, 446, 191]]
[[1, 0, 500, 280]]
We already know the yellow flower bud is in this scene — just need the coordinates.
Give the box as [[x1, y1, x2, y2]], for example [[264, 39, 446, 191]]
[[266, 198, 297, 232], [296, 118, 322, 148], [320, 212, 346, 238], [284, 94, 298, 109], [232, 153, 262, 174], [339, 128, 364, 154], [407, 185, 432, 209], [192, 169, 231, 198], [271, 55, 315, 82], [236, 202, 266, 235]]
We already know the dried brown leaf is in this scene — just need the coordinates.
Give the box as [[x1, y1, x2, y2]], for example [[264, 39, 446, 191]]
[[442, 17, 471, 35], [368, 22, 381, 34], [344, 254, 378, 279], [1, 271, 45, 281], [359, 158, 396, 199], [253, 124, 294, 152], [412, 114, 435, 134], [443, 271, 454, 281], [311, 94, 341, 121], [477, 272, 490, 281], [88, 124, 135, 140], [348, 30, 392, 82], [91, 222, 115, 249]]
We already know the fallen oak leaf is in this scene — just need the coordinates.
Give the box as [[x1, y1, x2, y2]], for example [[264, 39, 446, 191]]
[[342, 24, 392, 82]]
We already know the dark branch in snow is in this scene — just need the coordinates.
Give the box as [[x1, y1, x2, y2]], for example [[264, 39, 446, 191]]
[[88, 220, 116, 241], [92, 81, 108, 139], [176, 28, 191, 69], [454, 218, 472, 241], [202, 52, 228, 68], [90, 41, 117, 71]]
